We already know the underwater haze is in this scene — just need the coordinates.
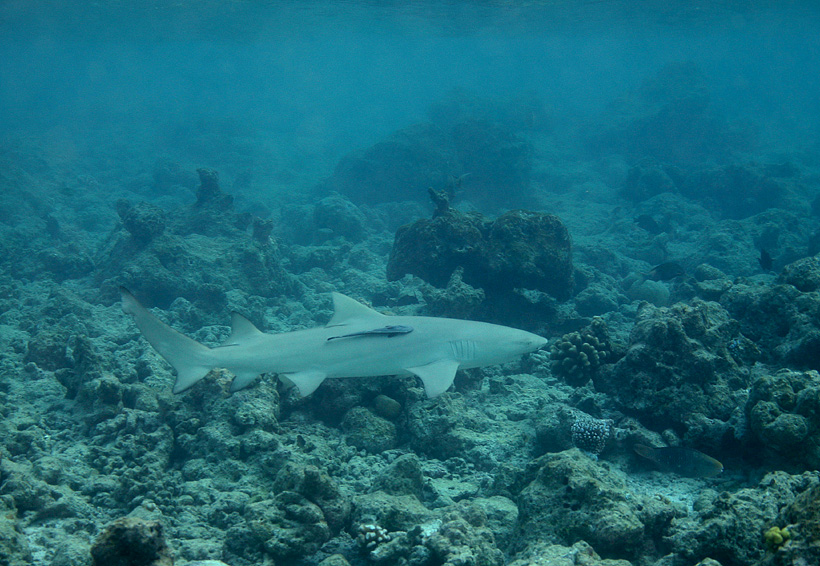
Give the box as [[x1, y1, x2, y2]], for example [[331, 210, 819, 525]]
[[3, 1, 820, 565]]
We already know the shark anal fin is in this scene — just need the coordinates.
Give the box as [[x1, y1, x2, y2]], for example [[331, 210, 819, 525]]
[[229, 371, 262, 393], [280, 370, 327, 397], [407, 359, 460, 398]]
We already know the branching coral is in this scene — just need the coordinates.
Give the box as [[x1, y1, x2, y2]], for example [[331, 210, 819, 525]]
[[357, 523, 391, 552], [550, 318, 612, 386]]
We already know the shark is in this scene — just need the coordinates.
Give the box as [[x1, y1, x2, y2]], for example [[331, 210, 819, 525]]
[[120, 288, 547, 398]]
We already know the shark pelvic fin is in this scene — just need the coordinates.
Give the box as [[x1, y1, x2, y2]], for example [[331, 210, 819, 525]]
[[120, 287, 213, 394], [280, 370, 328, 397], [327, 293, 386, 327], [407, 359, 460, 398]]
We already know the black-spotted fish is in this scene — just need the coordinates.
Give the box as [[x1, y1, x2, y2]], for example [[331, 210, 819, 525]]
[[633, 444, 723, 477]]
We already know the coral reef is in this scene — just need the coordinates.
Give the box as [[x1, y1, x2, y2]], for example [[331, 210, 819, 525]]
[[722, 274, 820, 372], [589, 61, 753, 165], [620, 158, 789, 220], [516, 450, 679, 562], [665, 472, 818, 566], [678, 164, 787, 220], [3, 50, 820, 566], [341, 407, 398, 453], [550, 317, 613, 386], [356, 502, 504, 566], [0, 496, 32, 566], [762, 481, 820, 565], [116, 200, 167, 246]]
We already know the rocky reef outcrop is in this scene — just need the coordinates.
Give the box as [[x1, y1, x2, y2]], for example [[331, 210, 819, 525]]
[[387, 205, 573, 309], [95, 168, 295, 309], [745, 369, 820, 470], [516, 450, 680, 562], [90, 517, 172, 566]]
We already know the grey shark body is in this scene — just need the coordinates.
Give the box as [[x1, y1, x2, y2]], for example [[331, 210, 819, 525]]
[[121, 289, 547, 398]]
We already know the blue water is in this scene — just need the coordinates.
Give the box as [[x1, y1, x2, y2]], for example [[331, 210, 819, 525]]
[[3, 1, 819, 172]]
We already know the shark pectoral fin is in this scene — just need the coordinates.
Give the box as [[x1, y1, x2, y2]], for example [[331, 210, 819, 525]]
[[280, 370, 327, 397], [407, 359, 460, 398], [229, 371, 262, 393]]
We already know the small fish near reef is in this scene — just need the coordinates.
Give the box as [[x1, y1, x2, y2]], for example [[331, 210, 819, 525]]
[[634, 214, 663, 235], [645, 261, 685, 281], [633, 444, 723, 478], [758, 249, 773, 272]]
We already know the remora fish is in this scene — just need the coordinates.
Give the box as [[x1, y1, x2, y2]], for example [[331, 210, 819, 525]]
[[120, 289, 547, 398], [634, 444, 723, 477], [327, 325, 413, 341]]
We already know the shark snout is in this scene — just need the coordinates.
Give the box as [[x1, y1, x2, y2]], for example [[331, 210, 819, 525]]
[[528, 334, 548, 351], [513, 331, 548, 354]]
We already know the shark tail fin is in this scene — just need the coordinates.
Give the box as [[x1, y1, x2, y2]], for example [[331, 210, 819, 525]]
[[120, 288, 213, 393]]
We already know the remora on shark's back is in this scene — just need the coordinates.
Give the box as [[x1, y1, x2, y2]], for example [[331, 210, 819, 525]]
[[120, 288, 547, 398]]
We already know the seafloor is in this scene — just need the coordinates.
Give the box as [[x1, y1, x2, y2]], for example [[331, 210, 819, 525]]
[[2, 77, 820, 566]]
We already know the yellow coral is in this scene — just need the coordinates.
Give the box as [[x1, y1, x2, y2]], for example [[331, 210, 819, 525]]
[[763, 526, 791, 551]]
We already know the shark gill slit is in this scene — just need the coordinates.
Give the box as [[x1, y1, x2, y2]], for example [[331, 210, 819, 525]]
[[449, 339, 477, 361]]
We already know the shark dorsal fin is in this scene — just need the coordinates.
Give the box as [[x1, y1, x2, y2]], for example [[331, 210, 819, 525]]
[[224, 312, 264, 345], [327, 292, 386, 327]]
